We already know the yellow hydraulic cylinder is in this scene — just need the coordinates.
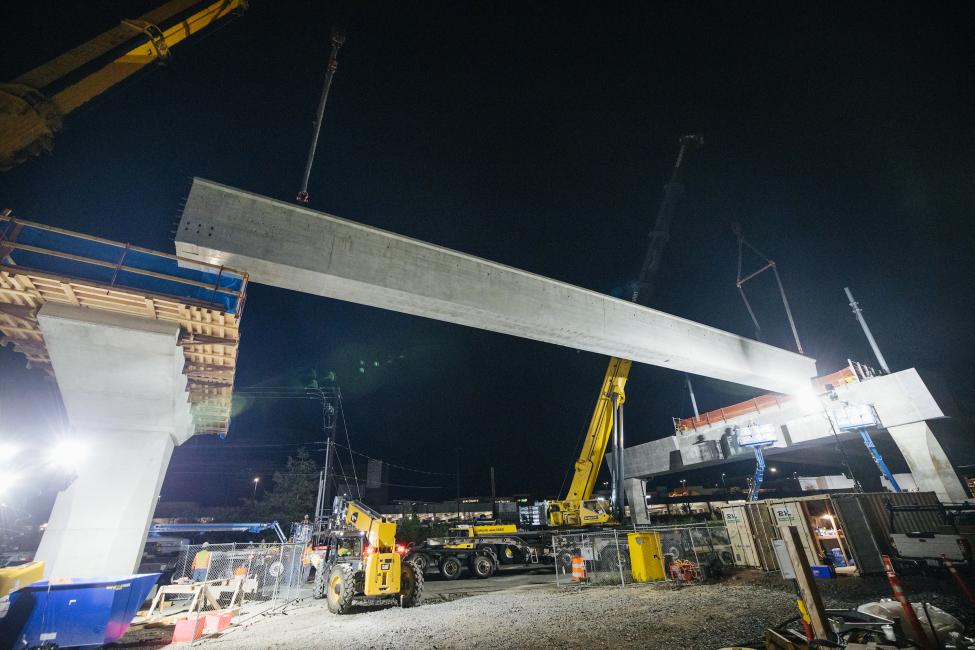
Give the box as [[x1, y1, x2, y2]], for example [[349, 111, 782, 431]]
[[627, 532, 665, 582]]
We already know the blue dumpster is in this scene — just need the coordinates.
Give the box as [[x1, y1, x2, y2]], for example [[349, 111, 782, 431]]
[[0, 573, 159, 649]]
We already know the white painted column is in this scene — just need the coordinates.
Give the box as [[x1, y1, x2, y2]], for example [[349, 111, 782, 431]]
[[887, 422, 968, 503], [33, 304, 194, 579], [625, 478, 651, 526]]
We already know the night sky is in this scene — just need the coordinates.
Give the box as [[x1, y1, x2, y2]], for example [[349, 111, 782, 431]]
[[1, 2, 973, 508]]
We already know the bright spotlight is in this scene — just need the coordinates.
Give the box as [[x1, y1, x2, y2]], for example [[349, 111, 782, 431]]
[[49, 439, 88, 470], [0, 443, 18, 464], [793, 385, 821, 413], [0, 473, 16, 495]]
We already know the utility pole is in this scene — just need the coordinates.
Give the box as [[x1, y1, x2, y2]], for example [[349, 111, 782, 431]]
[[844, 287, 891, 373]]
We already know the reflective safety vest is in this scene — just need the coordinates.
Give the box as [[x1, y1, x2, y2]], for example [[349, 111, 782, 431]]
[[192, 549, 211, 569]]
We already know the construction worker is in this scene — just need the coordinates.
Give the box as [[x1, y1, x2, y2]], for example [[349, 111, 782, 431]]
[[191, 542, 211, 582], [301, 542, 315, 582]]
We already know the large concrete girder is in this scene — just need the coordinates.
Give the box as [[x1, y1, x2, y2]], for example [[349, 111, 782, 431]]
[[176, 178, 816, 392]]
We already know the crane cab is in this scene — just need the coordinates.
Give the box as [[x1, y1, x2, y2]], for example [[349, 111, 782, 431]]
[[546, 497, 613, 528]]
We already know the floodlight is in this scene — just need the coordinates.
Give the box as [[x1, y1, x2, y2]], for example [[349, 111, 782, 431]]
[[0, 472, 16, 495], [49, 439, 88, 470], [793, 386, 821, 413], [0, 443, 18, 464]]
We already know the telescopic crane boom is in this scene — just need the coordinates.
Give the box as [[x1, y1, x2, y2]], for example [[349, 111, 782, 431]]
[[546, 134, 702, 527], [0, 0, 246, 171]]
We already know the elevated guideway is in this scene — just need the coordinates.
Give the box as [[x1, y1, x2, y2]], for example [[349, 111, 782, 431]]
[[619, 364, 968, 515], [0, 213, 247, 578]]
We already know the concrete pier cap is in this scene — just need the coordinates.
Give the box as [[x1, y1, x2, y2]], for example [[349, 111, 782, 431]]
[[176, 178, 818, 393]]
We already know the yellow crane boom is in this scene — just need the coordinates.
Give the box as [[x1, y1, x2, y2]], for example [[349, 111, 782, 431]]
[[546, 135, 702, 527], [546, 358, 629, 527], [0, 0, 246, 170]]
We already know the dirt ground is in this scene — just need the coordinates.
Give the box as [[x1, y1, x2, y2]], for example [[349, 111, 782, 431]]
[[117, 569, 970, 650]]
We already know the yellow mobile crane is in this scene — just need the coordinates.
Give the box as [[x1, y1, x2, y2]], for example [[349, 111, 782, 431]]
[[546, 134, 703, 527], [312, 496, 422, 614], [0, 0, 246, 170]]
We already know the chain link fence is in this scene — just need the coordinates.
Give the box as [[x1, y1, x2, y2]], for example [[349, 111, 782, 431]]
[[554, 530, 633, 586], [645, 523, 736, 582], [554, 524, 735, 588], [170, 542, 308, 608]]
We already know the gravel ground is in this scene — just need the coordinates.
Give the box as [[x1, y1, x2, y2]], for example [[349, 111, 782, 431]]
[[122, 571, 969, 650]]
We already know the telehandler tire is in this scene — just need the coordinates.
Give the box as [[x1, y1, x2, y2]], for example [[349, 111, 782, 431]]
[[325, 564, 356, 614], [399, 559, 424, 608], [439, 555, 462, 580], [313, 563, 329, 599], [408, 551, 430, 574]]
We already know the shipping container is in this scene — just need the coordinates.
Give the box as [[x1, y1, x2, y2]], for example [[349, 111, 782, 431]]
[[719, 502, 781, 570], [831, 491, 947, 574], [721, 492, 953, 577], [722, 505, 760, 568], [744, 502, 781, 571], [764, 496, 828, 567]]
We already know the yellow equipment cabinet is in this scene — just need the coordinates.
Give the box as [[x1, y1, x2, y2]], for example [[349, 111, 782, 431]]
[[627, 532, 665, 582], [0, 561, 44, 598]]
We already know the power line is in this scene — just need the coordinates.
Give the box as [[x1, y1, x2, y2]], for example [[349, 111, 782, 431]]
[[330, 441, 454, 477], [337, 396, 362, 499], [164, 469, 443, 490]]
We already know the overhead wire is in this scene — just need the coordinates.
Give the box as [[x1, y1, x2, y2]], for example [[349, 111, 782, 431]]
[[337, 397, 362, 499], [192, 385, 450, 495], [330, 441, 454, 477]]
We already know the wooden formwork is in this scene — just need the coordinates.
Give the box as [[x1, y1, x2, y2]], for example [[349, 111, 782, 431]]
[[0, 214, 245, 436]]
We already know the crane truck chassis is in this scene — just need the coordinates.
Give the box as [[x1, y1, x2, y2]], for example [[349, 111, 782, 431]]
[[401, 522, 632, 580], [405, 524, 554, 580]]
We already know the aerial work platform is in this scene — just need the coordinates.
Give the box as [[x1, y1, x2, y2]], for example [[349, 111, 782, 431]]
[[0, 212, 247, 579], [175, 178, 816, 393]]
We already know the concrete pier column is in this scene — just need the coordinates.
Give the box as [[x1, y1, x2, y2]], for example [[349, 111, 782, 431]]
[[33, 304, 194, 579], [887, 422, 968, 503], [625, 478, 651, 526]]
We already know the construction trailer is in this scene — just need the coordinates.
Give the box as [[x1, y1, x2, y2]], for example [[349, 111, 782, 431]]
[[722, 491, 964, 575]]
